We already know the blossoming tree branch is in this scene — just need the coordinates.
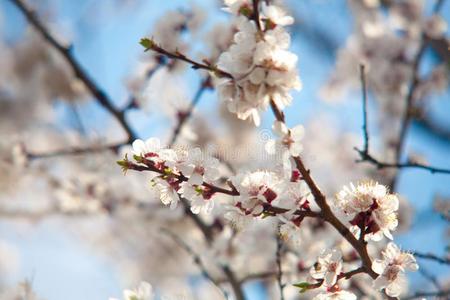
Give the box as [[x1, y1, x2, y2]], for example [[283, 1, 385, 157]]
[[3, 0, 450, 299], [117, 0, 447, 299]]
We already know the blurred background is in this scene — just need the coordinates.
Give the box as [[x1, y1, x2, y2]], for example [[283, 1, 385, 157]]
[[0, 0, 450, 299]]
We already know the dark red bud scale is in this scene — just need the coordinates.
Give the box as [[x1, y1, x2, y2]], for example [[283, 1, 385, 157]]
[[263, 188, 277, 203]]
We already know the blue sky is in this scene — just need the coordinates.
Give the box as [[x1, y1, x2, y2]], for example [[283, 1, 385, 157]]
[[1, 0, 450, 299]]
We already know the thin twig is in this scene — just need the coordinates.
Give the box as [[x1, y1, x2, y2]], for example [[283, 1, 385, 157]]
[[237, 271, 277, 283], [389, 0, 446, 189], [354, 150, 450, 175], [360, 64, 369, 153], [141, 38, 232, 79], [354, 65, 450, 176], [252, 0, 262, 31], [394, 39, 427, 164], [178, 199, 244, 300], [12, 3, 245, 299], [269, 100, 377, 279], [69, 103, 87, 135], [276, 227, 285, 300], [180, 197, 215, 243], [303, 267, 367, 292], [221, 265, 245, 300], [160, 228, 229, 299], [169, 76, 211, 147], [8, 0, 138, 142], [27, 142, 127, 160], [412, 251, 450, 265]]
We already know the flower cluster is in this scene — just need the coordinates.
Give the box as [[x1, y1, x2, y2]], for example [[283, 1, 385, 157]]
[[226, 169, 312, 231], [117, 2, 424, 299], [372, 242, 419, 297], [306, 241, 418, 298], [217, 1, 301, 126], [335, 181, 399, 241], [122, 138, 221, 213]]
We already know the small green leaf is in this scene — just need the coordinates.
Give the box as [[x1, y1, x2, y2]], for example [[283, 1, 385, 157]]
[[117, 154, 130, 174], [293, 282, 310, 293], [140, 38, 154, 50], [133, 154, 143, 163], [239, 6, 252, 18], [262, 211, 274, 218]]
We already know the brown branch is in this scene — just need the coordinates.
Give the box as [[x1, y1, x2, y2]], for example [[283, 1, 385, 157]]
[[269, 99, 377, 279], [140, 38, 233, 79], [252, 0, 262, 31], [168, 76, 211, 147], [360, 64, 369, 154], [355, 150, 450, 174], [8, 0, 138, 142], [394, 36, 428, 165], [180, 199, 245, 298], [302, 266, 367, 292], [429, 37, 450, 63], [354, 65, 450, 175], [276, 227, 285, 300], [389, 0, 447, 189], [412, 251, 450, 265], [238, 271, 277, 283], [160, 228, 229, 299], [338, 266, 366, 280], [180, 197, 215, 243], [221, 265, 245, 300], [9, 4, 242, 296], [26, 142, 127, 160], [124, 158, 324, 223], [163, 203, 245, 300], [124, 159, 239, 196]]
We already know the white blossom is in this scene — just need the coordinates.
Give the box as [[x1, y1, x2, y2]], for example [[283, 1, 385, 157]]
[[279, 221, 302, 244], [154, 178, 180, 210], [274, 180, 310, 213], [261, 2, 294, 26], [310, 249, 343, 287], [110, 281, 154, 300], [177, 148, 220, 185], [372, 242, 418, 297], [179, 182, 214, 214], [335, 181, 399, 241], [132, 138, 161, 156], [231, 170, 282, 217], [224, 205, 254, 229], [265, 121, 305, 159], [312, 290, 357, 300], [223, 0, 252, 16]]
